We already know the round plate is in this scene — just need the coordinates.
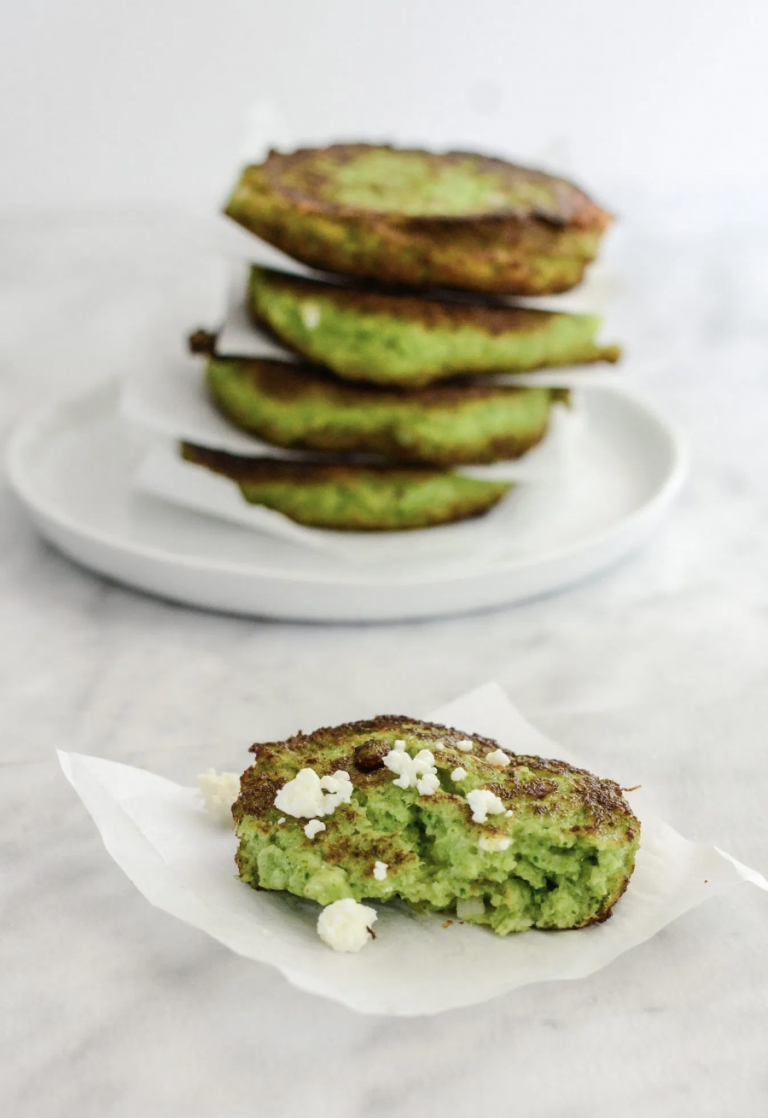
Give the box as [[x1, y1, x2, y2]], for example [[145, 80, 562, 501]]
[[7, 382, 687, 623]]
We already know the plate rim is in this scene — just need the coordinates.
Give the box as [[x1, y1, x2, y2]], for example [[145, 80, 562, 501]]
[[6, 379, 689, 590]]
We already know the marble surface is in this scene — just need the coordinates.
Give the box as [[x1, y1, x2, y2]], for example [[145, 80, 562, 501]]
[[3, 202, 768, 1116]]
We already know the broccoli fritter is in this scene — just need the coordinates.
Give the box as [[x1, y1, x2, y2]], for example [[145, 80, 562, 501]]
[[225, 144, 612, 296], [233, 716, 640, 934], [181, 443, 510, 531], [205, 355, 561, 466], [247, 266, 620, 386]]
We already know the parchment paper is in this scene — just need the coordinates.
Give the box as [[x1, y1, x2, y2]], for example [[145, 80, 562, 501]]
[[59, 682, 768, 1016]]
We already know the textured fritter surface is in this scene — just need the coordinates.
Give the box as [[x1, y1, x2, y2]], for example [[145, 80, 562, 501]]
[[206, 355, 561, 466], [225, 144, 612, 295], [233, 717, 640, 935], [181, 443, 510, 531], [248, 266, 621, 386]]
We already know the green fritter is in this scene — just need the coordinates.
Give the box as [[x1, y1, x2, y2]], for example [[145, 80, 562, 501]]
[[248, 266, 621, 386], [205, 354, 564, 467], [181, 443, 510, 531], [233, 716, 640, 935], [225, 144, 612, 296]]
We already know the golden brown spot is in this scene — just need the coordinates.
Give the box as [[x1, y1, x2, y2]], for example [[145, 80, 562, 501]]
[[353, 739, 389, 772], [235, 775, 283, 819], [188, 328, 217, 355]]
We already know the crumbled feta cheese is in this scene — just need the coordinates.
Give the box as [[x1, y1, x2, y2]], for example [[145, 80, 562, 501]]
[[505, 809, 514, 817], [300, 302, 322, 330], [198, 769, 240, 828], [317, 898, 377, 953], [456, 739, 474, 752], [486, 748, 511, 768], [478, 834, 511, 852], [384, 745, 438, 791], [304, 819, 326, 839], [416, 771, 440, 796], [319, 771, 353, 811], [373, 861, 389, 880], [393, 739, 407, 751], [466, 788, 506, 823], [274, 768, 324, 817], [451, 766, 468, 781], [278, 817, 286, 824], [274, 767, 352, 818], [456, 897, 486, 919]]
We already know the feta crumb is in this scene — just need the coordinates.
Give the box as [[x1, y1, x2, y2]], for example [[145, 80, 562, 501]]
[[319, 771, 354, 811], [274, 767, 353, 818], [505, 809, 514, 817], [478, 834, 511, 852], [393, 739, 407, 751], [278, 817, 286, 824], [304, 819, 326, 839], [486, 748, 511, 768], [466, 788, 506, 823], [416, 771, 440, 796], [373, 861, 389, 880], [384, 745, 438, 791], [300, 302, 322, 330], [456, 897, 486, 919], [456, 739, 474, 752], [317, 898, 377, 953], [198, 769, 240, 828], [451, 766, 468, 781]]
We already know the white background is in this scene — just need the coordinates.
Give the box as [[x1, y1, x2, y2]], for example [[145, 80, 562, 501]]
[[4, 0, 768, 211]]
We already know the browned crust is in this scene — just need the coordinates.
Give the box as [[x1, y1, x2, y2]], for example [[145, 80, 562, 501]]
[[249, 713, 504, 754], [253, 267, 564, 336], [261, 144, 611, 232], [228, 355, 552, 406], [181, 442, 447, 482], [239, 715, 634, 840], [243, 715, 637, 829], [246, 716, 634, 820], [187, 329, 218, 356]]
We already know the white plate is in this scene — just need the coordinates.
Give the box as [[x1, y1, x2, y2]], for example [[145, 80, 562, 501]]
[[7, 382, 687, 623]]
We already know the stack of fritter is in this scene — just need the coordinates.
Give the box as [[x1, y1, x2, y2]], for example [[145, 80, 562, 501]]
[[185, 144, 619, 532]]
